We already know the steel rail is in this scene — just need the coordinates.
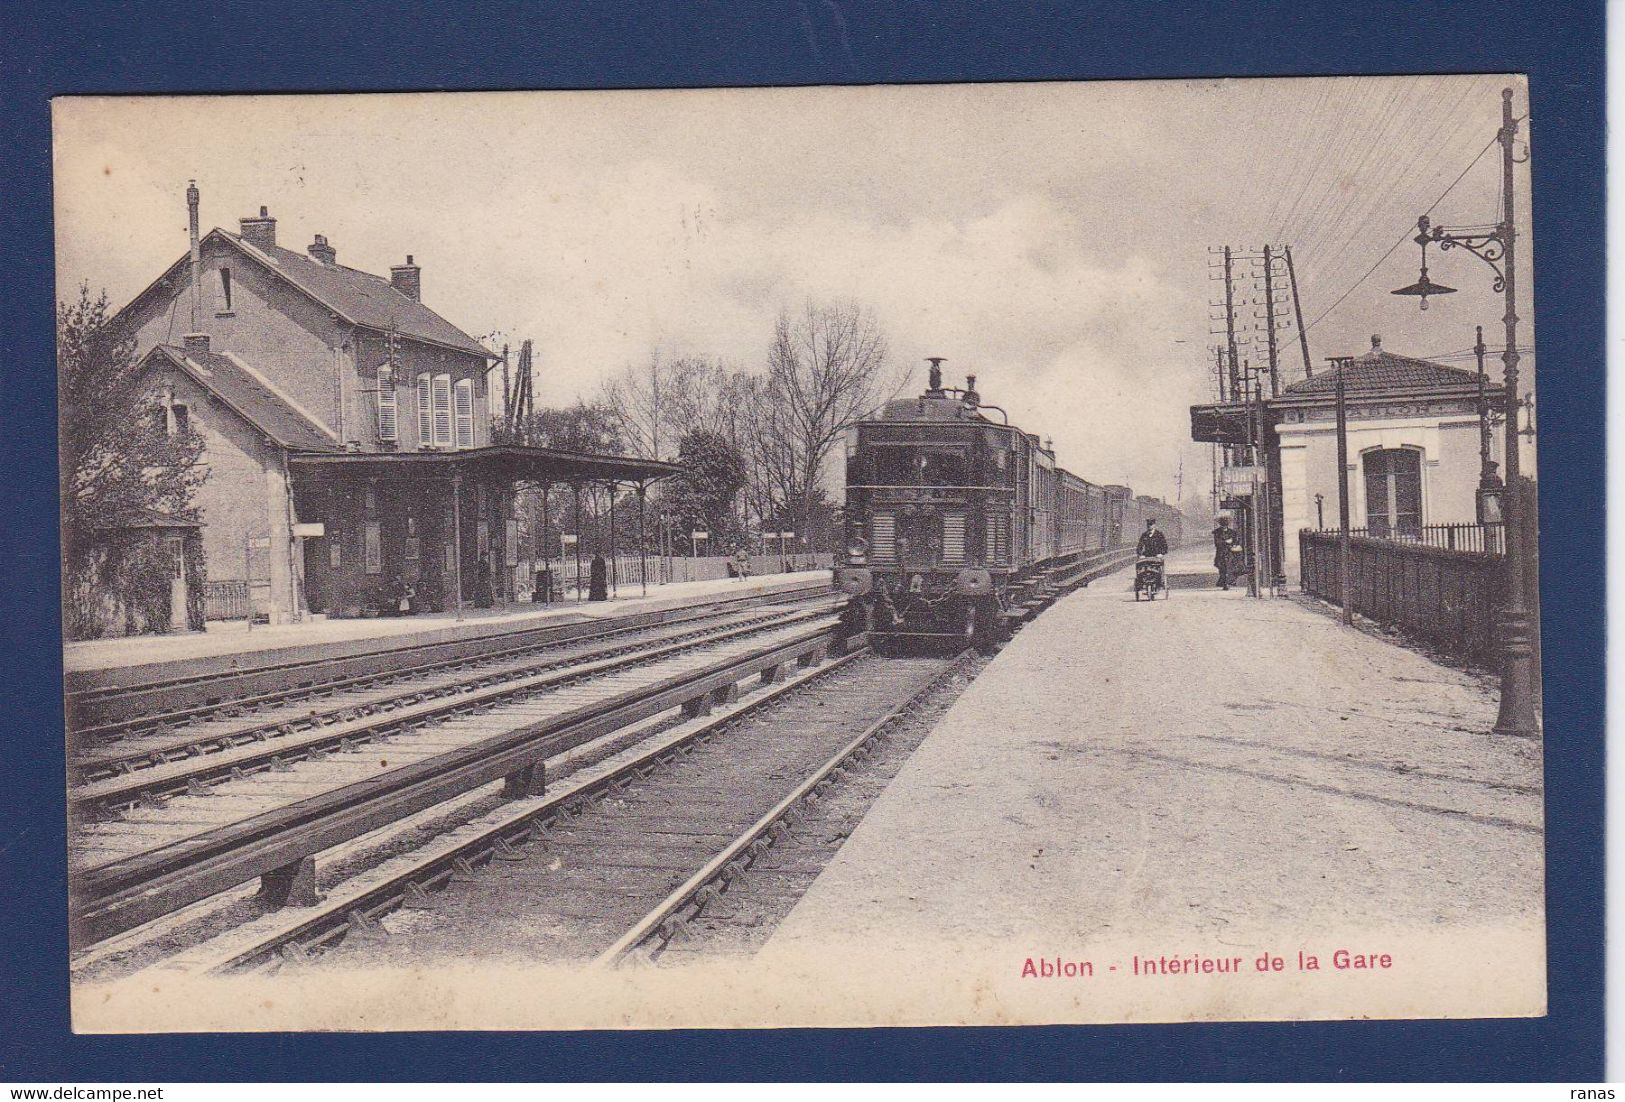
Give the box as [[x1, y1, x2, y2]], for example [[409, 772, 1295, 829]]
[[204, 643, 873, 973], [71, 619, 847, 947], [71, 601, 837, 791], [70, 584, 832, 738], [597, 649, 974, 967]]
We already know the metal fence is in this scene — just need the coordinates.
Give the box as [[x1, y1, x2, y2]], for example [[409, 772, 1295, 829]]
[[522, 553, 833, 598], [203, 579, 252, 621], [1307, 521, 1505, 554], [1299, 530, 1507, 666]]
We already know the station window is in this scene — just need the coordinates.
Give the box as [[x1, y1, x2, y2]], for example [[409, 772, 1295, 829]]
[[170, 403, 189, 435], [417, 373, 453, 447], [376, 365, 398, 442], [1363, 448, 1422, 538], [453, 377, 474, 448], [219, 267, 233, 312]]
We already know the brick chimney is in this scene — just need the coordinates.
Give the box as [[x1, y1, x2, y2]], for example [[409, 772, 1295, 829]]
[[239, 206, 277, 250], [183, 332, 211, 355], [307, 233, 336, 265], [390, 255, 421, 302]]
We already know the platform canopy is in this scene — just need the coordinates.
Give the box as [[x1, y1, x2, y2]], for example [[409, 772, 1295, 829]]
[[1188, 402, 1253, 447], [287, 444, 682, 486]]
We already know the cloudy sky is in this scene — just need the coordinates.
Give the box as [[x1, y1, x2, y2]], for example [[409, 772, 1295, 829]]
[[53, 75, 1531, 505]]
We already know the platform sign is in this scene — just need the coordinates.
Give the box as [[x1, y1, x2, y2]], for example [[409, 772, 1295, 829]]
[[1220, 466, 1262, 496], [292, 522, 325, 538]]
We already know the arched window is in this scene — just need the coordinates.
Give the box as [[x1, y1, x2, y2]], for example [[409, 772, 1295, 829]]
[[1363, 448, 1422, 538]]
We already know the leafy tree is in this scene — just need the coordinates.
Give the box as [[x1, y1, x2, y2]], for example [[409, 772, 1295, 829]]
[[525, 400, 624, 453], [667, 429, 747, 551], [58, 284, 206, 558], [58, 284, 208, 637]]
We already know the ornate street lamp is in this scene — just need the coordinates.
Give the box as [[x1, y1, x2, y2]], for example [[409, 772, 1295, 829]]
[[1392, 87, 1536, 736], [1390, 231, 1458, 311]]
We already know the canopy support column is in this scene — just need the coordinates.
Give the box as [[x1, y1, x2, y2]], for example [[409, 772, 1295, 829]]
[[572, 482, 583, 603], [637, 483, 649, 597], [608, 481, 618, 598], [451, 474, 464, 621]]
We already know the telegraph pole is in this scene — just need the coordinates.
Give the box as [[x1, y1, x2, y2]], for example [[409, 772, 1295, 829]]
[[1261, 245, 1281, 398], [1285, 245, 1313, 379], [500, 344, 511, 435], [1223, 247, 1242, 401]]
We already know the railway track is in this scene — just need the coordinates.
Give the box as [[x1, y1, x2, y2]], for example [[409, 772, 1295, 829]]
[[208, 648, 970, 974], [69, 603, 850, 948], [67, 580, 829, 743], [69, 598, 837, 803]]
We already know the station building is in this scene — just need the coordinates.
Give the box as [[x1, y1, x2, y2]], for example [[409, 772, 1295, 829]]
[[1190, 335, 1508, 582], [109, 185, 674, 623]]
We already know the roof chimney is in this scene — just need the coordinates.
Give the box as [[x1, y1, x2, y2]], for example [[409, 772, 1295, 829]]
[[390, 255, 421, 302], [183, 332, 211, 355], [307, 233, 336, 265], [239, 205, 277, 250], [186, 180, 202, 333], [1370, 334, 1383, 353]]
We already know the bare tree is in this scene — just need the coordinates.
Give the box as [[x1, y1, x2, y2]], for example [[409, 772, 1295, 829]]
[[600, 351, 737, 462], [762, 301, 905, 548], [599, 351, 667, 460]]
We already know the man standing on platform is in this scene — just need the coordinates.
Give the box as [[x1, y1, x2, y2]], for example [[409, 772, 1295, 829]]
[[1136, 517, 1168, 560], [1212, 515, 1238, 590]]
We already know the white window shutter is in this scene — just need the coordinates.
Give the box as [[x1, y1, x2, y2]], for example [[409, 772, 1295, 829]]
[[377, 366, 398, 442], [453, 378, 474, 448], [416, 373, 432, 445], [432, 373, 452, 446]]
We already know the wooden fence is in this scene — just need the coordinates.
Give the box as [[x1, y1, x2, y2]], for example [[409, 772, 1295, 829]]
[[1299, 478, 1539, 675], [1299, 531, 1507, 666]]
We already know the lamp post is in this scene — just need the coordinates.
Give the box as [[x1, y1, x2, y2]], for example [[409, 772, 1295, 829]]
[[1473, 324, 1505, 532], [1392, 87, 1536, 735]]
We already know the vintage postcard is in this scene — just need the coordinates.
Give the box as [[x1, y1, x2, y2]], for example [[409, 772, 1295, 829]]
[[54, 75, 1543, 1032]]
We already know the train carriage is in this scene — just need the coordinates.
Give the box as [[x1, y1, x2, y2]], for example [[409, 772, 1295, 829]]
[[836, 361, 1183, 651]]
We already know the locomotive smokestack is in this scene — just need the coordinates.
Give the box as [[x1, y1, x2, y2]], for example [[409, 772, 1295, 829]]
[[962, 374, 980, 413], [925, 357, 946, 397]]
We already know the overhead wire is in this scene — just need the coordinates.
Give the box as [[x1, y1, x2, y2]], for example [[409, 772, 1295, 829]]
[[1287, 78, 1430, 268], [1297, 78, 1481, 292], [1301, 127, 1502, 333]]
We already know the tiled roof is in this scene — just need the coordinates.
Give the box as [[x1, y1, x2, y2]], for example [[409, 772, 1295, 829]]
[[221, 231, 494, 360], [148, 345, 341, 453], [1283, 337, 1486, 398]]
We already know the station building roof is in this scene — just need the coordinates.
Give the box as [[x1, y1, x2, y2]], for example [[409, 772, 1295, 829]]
[[1277, 335, 1499, 403], [141, 343, 679, 486], [1189, 335, 1505, 445], [143, 343, 341, 453], [124, 228, 496, 361], [287, 444, 682, 487]]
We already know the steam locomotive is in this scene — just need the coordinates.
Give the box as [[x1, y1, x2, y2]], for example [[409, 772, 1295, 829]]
[[836, 360, 1184, 650]]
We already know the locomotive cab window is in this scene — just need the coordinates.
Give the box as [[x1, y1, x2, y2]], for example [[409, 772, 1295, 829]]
[[869, 445, 968, 486]]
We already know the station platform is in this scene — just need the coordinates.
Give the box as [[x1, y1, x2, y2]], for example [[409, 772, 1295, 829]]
[[64, 569, 830, 683], [758, 546, 1545, 1025]]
